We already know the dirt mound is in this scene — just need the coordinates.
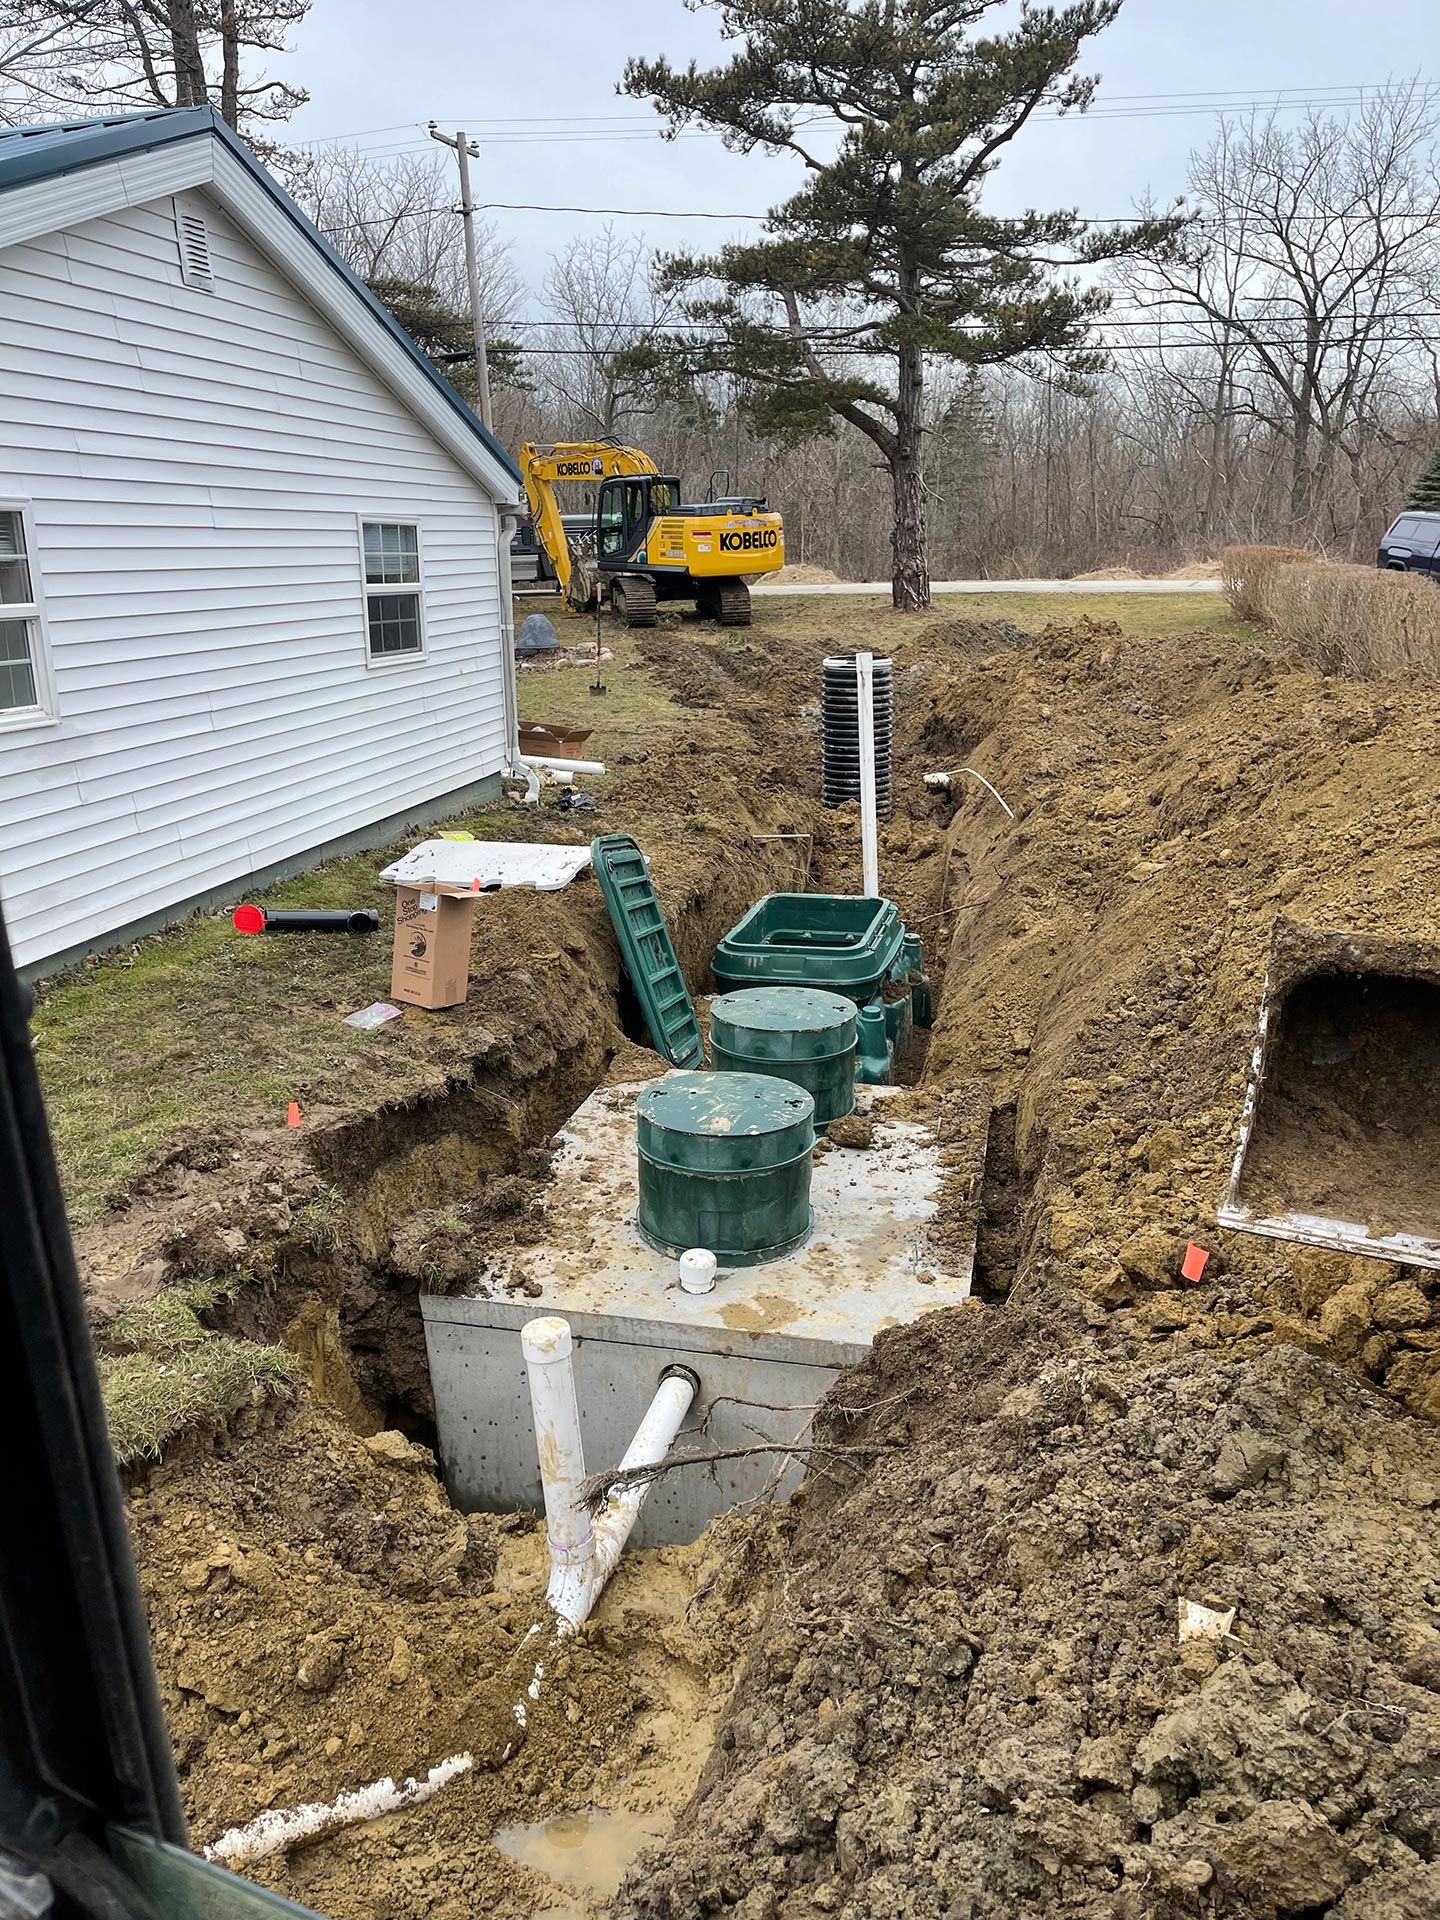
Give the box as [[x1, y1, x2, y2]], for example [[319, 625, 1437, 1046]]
[[1169, 559, 1223, 580], [609, 608, 1440, 1915], [771, 563, 844, 585], [1075, 565, 1144, 580], [924, 615, 1031, 658], [621, 1302, 1440, 1919]]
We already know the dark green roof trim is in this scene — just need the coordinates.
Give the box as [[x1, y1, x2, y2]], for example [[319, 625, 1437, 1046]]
[[0, 107, 522, 490]]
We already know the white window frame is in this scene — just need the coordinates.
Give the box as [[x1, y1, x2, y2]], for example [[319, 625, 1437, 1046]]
[[357, 516, 428, 669], [0, 499, 58, 732]]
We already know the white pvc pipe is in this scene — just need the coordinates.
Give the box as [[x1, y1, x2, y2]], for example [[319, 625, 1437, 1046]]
[[678, 1247, 718, 1294], [520, 1314, 697, 1633], [924, 767, 1015, 818], [519, 754, 607, 777], [521, 1317, 594, 1621], [580, 1368, 696, 1623], [856, 651, 880, 898]]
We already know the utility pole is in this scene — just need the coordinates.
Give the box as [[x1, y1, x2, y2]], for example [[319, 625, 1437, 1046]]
[[427, 122, 493, 432]]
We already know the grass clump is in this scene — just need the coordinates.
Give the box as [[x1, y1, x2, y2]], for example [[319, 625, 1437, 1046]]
[[98, 1282, 295, 1465], [294, 1187, 346, 1254]]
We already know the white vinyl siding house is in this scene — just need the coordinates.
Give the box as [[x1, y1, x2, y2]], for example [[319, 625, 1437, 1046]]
[[0, 111, 523, 975]]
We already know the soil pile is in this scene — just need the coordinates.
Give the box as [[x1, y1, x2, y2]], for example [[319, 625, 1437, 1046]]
[[619, 1302, 1440, 1919], [772, 564, 845, 586], [615, 610, 1440, 1917]]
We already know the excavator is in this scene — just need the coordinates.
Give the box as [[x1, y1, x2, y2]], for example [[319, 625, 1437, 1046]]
[[517, 441, 785, 628]]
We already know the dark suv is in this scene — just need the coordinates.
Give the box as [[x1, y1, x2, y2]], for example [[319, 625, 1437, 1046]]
[[1378, 510, 1440, 579]]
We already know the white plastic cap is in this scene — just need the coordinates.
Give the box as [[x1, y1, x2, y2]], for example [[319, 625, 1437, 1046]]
[[678, 1248, 718, 1295], [521, 1315, 573, 1362]]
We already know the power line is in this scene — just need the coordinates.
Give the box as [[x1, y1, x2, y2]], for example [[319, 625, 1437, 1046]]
[[293, 82, 1440, 156], [316, 194, 1440, 231]]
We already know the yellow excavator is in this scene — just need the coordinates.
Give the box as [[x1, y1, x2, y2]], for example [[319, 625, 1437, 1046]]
[[517, 441, 785, 627]]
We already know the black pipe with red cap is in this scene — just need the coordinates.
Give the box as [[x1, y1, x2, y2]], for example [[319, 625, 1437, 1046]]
[[232, 905, 379, 936]]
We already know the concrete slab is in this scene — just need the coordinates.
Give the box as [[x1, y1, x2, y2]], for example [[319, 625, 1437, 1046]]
[[422, 1079, 985, 1544]]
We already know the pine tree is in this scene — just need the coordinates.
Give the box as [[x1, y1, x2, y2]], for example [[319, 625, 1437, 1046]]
[[1407, 448, 1440, 513], [622, 1, 1181, 609]]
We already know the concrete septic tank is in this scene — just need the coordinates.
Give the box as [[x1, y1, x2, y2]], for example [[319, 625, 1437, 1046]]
[[421, 1076, 988, 1547]]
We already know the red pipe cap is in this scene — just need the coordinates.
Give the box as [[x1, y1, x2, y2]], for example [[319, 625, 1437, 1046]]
[[233, 904, 266, 934]]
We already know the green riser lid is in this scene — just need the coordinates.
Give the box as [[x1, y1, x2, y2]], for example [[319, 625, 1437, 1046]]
[[709, 986, 858, 1125], [635, 1070, 815, 1266]]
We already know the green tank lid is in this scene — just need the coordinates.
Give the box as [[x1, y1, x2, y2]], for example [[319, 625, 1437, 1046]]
[[635, 1070, 815, 1265], [710, 987, 857, 1061], [637, 1070, 814, 1169], [709, 986, 857, 1125]]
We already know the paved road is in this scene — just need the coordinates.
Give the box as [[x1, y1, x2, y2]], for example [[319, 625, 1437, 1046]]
[[752, 577, 1223, 596]]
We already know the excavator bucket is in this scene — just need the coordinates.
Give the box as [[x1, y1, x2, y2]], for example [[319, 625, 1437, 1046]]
[[1218, 918, 1440, 1268]]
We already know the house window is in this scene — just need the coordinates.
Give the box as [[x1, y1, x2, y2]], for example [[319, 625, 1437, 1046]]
[[0, 508, 51, 722], [361, 521, 425, 660]]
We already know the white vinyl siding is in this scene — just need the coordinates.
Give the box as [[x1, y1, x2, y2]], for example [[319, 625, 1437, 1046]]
[[0, 190, 508, 970]]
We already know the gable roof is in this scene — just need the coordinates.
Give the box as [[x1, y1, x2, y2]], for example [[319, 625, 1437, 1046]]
[[0, 107, 522, 496]]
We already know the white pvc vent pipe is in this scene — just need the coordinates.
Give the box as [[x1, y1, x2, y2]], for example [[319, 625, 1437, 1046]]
[[856, 651, 880, 898], [521, 1315, 697, 1631], [519, 754, 607, 778]]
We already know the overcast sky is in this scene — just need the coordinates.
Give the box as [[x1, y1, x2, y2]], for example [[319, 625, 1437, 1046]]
[[276, 0, 1437, 313]]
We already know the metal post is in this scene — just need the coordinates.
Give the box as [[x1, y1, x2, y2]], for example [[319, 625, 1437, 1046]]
[[428, 123, 494, 432], [856, 651, 879, 898]]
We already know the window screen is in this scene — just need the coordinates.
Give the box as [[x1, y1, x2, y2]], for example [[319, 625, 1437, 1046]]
[[361, 522, 423, 658]]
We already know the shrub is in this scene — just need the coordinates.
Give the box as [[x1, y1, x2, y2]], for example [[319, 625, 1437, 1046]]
[[1222, 545, 1440, 677], [1219, 545, 1311, 624]]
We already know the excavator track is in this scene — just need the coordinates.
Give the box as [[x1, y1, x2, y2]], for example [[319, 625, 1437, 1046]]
[[611, 574, 658, 627], [717, 579, 752, 627]]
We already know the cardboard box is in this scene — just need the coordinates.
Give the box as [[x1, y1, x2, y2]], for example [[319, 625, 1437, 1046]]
[[390, 884, 478, 1009], [518, 721, 593, 763]]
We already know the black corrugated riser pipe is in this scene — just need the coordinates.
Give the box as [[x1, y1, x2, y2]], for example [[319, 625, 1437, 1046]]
[[822, 655, 893, 817]]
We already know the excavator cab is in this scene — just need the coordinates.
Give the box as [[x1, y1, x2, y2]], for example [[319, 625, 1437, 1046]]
[[596, 474, 680, 566]]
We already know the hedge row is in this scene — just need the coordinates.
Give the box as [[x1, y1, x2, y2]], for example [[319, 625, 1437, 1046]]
[[1222, 545, 1440, 676]]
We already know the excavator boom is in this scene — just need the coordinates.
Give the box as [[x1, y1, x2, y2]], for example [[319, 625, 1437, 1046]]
[[519, 442, 659, 598]]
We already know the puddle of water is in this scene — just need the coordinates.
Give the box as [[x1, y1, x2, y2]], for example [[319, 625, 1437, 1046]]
[[491, 1807, 669, 1905]]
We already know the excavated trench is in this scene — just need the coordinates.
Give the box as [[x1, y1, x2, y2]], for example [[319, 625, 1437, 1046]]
[[149, 775, 979, 1914], [118, 607, 1440, 1919]]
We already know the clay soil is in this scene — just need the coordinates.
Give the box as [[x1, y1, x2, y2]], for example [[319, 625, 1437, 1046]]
[[56, 593, 1440, 1918]]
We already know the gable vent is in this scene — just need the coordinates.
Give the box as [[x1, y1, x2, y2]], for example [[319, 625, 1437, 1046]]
[[174, 198, 215, 292]]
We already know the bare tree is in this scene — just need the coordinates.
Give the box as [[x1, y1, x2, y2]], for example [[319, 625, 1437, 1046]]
[[287, 145, 528, 412], [539, 224, 677, 439], [1126, 85, 1440, 544], [0, 0, 308, 134], [292, 146, 521, 330]]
